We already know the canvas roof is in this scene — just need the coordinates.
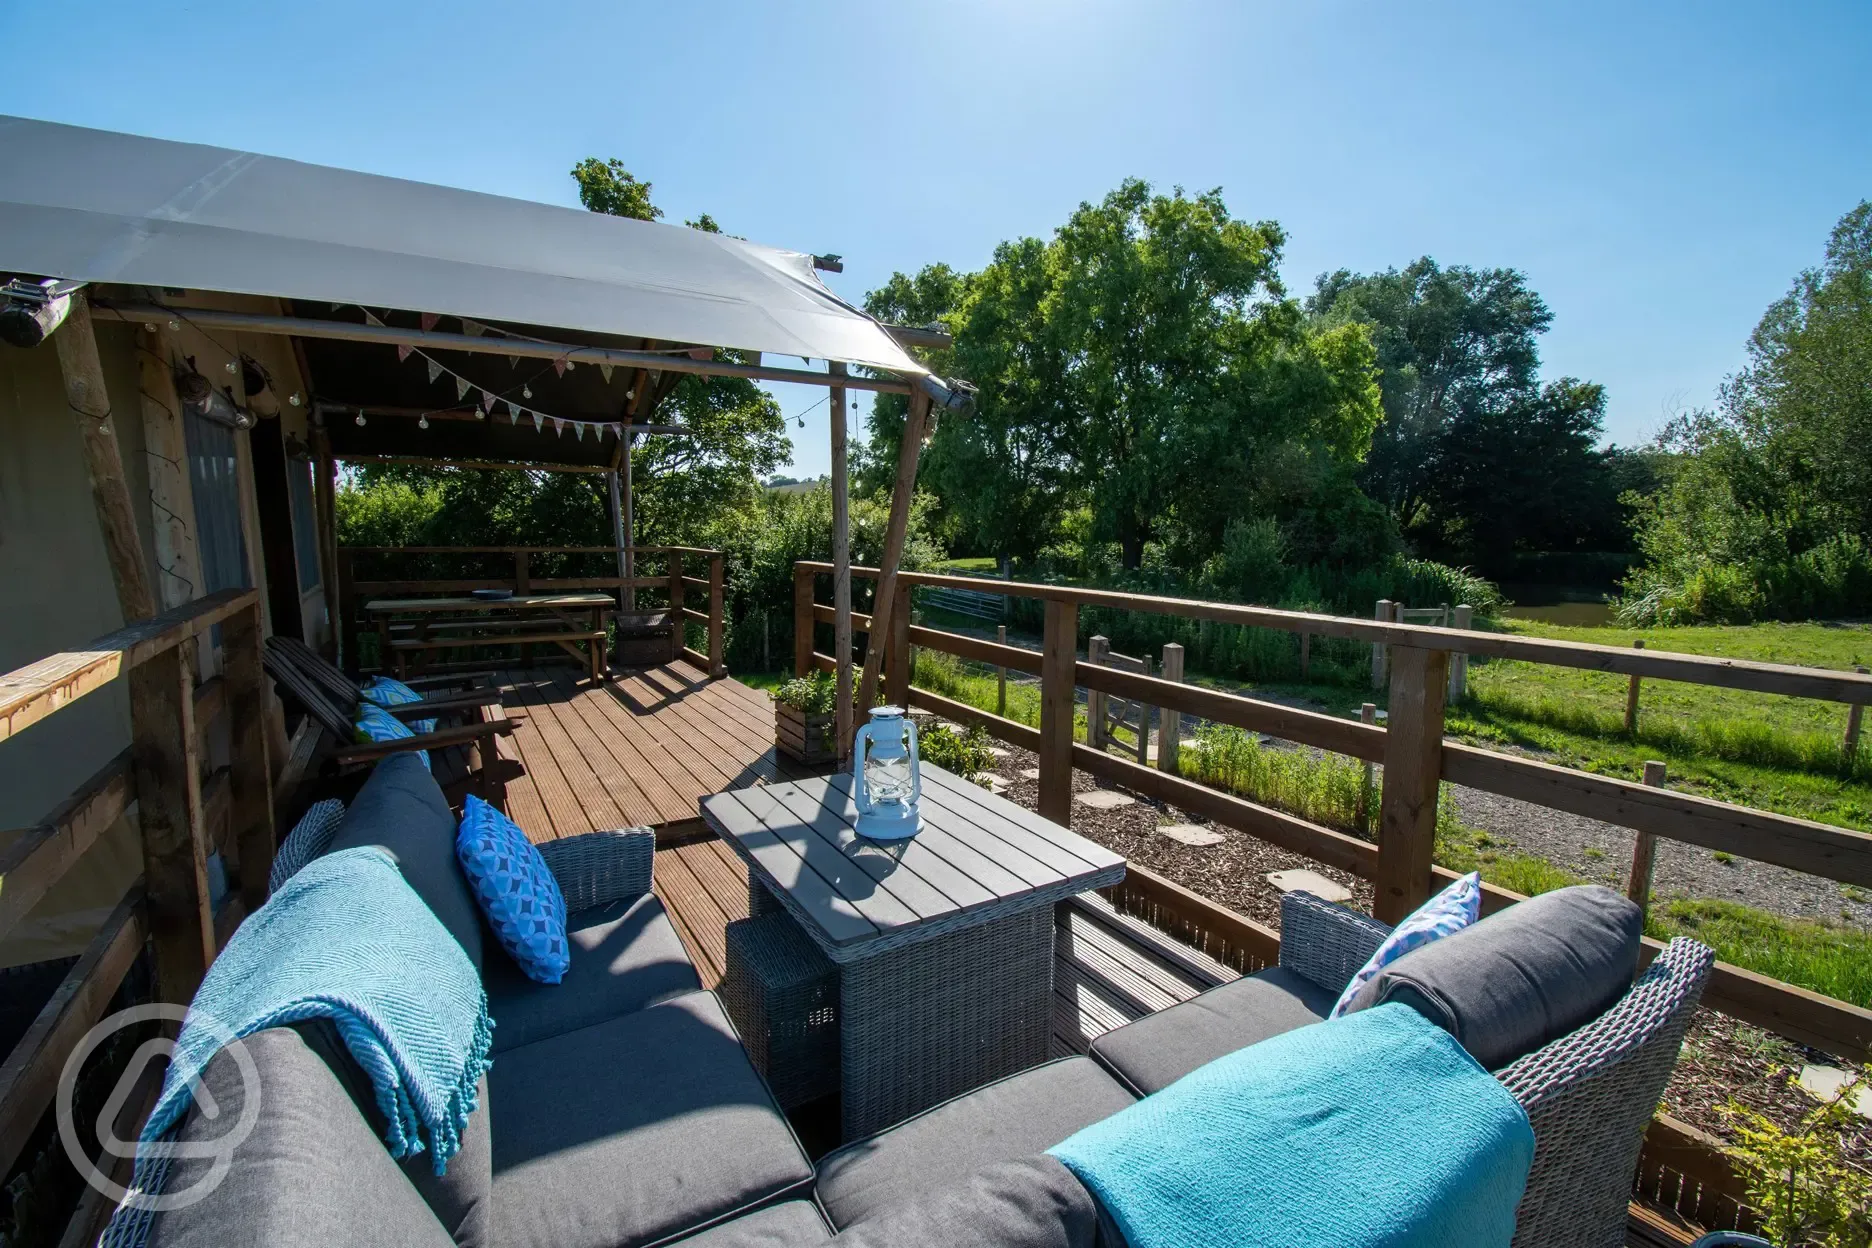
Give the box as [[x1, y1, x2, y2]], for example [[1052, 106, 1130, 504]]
[[0, 115, 924, 376]]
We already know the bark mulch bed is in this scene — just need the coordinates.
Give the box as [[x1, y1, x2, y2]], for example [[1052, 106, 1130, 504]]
[[966, 734, 1871, 1175]]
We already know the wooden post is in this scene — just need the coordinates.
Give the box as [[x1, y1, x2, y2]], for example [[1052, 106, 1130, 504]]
[[1038, 599, 1078, 826], [130, 645, 216, 1001], [223, 601, 275, 912], [857, 390, 932, 716], [1086, 636, 1111, 751], [1844, 667, 1867, 766], [1374, 645, 1450, 923], [707, 554, 725, 677], [996, 624, 1009, 717], [605, 471, 626, 610], [1627, 760, 1667, 919], [1298, 632, 1311, 680], [668, 551, 685, 663], [311, 423, 341, 662], [793, 565, 814, 678], [621, 428, 637, 612], [1159, 643, 1184, 775], [830, 361, 854, 757], [56, 293, 156, 623], [1370, 600, 1393, 690], [514, 549, 531, 593], [1358, 702, 1378, 835], [1136, 654, 1153, 764], [1448, 604, 1472, 702], [885, 581, 911, 709], [1625, 639, 1646, 736]]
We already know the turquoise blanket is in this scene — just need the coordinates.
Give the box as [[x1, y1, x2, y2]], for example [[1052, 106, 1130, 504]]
[[1050, 1004, 1533, 1248], [142, 847, 494, 1174]]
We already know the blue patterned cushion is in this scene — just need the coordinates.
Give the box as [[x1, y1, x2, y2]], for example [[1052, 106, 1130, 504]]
[[455, 796, 569, 984], [355, 702, 430, 771], [1331, 871, 1481, 1018], [362, 675, 437, 735]]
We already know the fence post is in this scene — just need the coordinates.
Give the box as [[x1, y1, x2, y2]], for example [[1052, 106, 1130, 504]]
[[1299, 632, 1311, 680], [885, 581, 911, 708], [1625, 639, 1645, 736], [514, 549, 531, 593], [1357, 702, 1377, 834], [1627, 761, 1667, 921], [1086, 636, 1110, 751], [668, 552, 685, 663], [1135, 654, 1153, 764], [224, 601, 276, 914], [1844, 667, 1867, 765], [792, 565, 814, 678], [1159, 643, 1184, 776], [1374, 645, 1450, 924], [996, 624, 1009, 717], [1448, 604, 1472, 702], [1370, 599, 1393, 690], [707, 554, 725, 677], [131, 644, 217, 1002], [1039, 600, 1078, 826]]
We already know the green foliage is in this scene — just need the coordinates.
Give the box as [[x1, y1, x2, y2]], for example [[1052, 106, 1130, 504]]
[[1652, 900, 1872, 1010], [1721, 1073, 1872, 1247], [1619, 201, 1872, 625], [917, 722, 994, 780], [569, 157, 661, 221], [1183, 724, 1373, 833], [771, 670, 837, 715]]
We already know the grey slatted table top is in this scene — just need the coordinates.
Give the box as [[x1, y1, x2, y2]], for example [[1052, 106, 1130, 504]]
[[701, 766, 1126, 965]]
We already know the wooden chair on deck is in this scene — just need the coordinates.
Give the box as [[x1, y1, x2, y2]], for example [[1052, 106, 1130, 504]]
[[262, 636, 524, 803]]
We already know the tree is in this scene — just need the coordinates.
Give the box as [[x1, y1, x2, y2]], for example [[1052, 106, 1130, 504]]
[[1308, 259, 1552, 532], [570, 158, 661, 222]]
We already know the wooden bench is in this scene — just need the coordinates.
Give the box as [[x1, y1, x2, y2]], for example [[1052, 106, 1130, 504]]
[[389, 629, 608, 681]]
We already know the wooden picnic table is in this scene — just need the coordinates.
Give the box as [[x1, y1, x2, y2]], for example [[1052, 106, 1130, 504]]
[[366, 592, 613, 681]]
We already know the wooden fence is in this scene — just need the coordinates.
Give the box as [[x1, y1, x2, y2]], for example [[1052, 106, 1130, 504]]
[[336, 544, 726, 676], [796, 561, 1872, 1231], [0, 589, 278, 1246]]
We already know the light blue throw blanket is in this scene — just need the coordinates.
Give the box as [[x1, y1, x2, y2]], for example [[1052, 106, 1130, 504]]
[[142, 846, 494, 1174], [1049, 1004, 1534, 1248]]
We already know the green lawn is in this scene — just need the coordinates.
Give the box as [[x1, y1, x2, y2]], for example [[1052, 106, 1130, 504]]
[[930, 555, 1000, 573]]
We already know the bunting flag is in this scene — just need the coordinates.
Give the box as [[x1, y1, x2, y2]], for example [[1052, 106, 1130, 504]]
[[455, 374, 471, 401], [461, 318, 486, 337], [551, 418, 564, 436], [506, 400, 520, 422], [532, 411, 544, 432], [398, 345, 413, 362], [419, 312, 439, 332], [553, 360, 567, 378], [362, 309, 383, 326], [481, 390, 497, 414], [508, 355, 519, 368], [573, 422, 584, 442], [427, 358, 444, 384], [599, 363, 615, 384]]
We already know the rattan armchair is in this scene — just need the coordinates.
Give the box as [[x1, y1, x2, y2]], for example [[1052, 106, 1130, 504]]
[[1278, 890, 1715, 1248], [534, 827, 656, 911]]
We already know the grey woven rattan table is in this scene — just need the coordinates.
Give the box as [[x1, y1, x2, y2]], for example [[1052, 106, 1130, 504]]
[[700, 765, 1126, 1140]]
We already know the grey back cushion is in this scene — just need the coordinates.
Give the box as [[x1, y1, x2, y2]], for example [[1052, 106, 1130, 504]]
[[325, 751, 484, 971], [148, 1027, 455, 1248], [1343, 885, 1643, 1071], [831, 1157, 1097, 1248]]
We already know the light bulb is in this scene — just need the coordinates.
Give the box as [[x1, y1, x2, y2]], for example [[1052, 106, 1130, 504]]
[[522, 385, 532, 399], [565, 361, 576, 371], [167, 320, 181, 331], [418, 415, 429, 429], [355, 414, 366, 427], [288, 393, 302, 407], [224, 360, 238, 374]]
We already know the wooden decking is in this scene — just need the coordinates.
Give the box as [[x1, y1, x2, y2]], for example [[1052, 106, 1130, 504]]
[[494, 660, 823, 842], [649, 834, 1239, 1057]]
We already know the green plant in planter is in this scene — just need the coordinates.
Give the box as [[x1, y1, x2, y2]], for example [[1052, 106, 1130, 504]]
[[772, 671, 838, 716], [1720, 1072, 1872, 1247], [918, 722, 995, 783]]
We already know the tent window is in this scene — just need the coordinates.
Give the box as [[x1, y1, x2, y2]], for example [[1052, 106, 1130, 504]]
[[183, 407, 251, 596], [288, 456, 322, 593]]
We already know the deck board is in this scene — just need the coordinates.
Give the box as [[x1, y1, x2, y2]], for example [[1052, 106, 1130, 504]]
[[491, 661, 819, 842]]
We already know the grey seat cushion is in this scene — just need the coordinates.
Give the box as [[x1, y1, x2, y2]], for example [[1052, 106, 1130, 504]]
[[148, 1027, 455, 1248], [490, 990, 814, 1248], [667, 1201, 832, 1246], [814, 1056, 1135, 1231], [325, 751, 484, 971], [1088, 965, 1337, 1096], [486, 892, 701, 1053], [1343, 884, 1644, 1071], [832, 1156, 1098, 1248], [293, 1020, 494, 1247]]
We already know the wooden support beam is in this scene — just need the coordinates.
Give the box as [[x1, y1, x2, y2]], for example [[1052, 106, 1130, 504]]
[[1038, 598, 1078, 826], [793, 566, 815, 678], [0, 755, 133, 942], [707, 554, 725, 677], [1374, 645, 1449, 922], [135, 327, 206, 615], [130, 645, 216, 1001], [830, 361, 854, 757], [885, 580, 911, 709], [223, 601, 275, 911], [857, 389, 931, 713], [55, 293, 155, 622], [311, 422, 340, 661]]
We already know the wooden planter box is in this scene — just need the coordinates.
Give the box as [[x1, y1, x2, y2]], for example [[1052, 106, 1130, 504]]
[[775, 703, 837, 764]]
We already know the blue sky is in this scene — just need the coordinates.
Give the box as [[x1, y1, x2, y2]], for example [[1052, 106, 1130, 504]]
[[4, 1, 1866, 477]]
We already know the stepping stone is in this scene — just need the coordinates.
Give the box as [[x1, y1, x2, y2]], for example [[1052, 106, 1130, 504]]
[[978, 774, 1010, 795], [1158, 823, 1225, 848], [1799, 1064, 1872, 1119], [985, 746, 1011, 758], [1018, 767, 1041, 780], [1266, 869, 1354, 904], [1074, 789, 1135, 810]]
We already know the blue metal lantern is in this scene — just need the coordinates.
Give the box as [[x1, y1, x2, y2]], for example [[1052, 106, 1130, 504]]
[[852, 706, 922, 840]]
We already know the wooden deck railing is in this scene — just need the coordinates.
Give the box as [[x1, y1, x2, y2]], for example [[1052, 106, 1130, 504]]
[[0, 589, 277, 1244], [337, 544, 726, 676]]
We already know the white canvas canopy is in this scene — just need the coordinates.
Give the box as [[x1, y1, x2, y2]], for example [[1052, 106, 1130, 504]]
[[0, 115, 925, 375]]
